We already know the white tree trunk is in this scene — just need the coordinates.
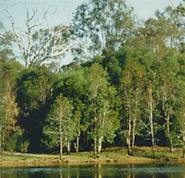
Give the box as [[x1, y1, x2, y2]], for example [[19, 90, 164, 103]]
[[97, 136, 103, 153], [127, 118, 132, 155], [148, 86, 155, 157]]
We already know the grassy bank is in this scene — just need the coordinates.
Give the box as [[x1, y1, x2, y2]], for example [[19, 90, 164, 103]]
[[1, 147, 185, 168]]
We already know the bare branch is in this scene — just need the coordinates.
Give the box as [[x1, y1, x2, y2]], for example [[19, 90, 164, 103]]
[[3, 3, 71, 68]]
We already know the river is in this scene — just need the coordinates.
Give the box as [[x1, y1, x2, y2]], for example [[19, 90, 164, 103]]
[[1, 163, 185, 178]]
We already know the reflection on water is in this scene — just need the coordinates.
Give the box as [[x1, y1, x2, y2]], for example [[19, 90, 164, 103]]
[[1, 164, 185, 178]]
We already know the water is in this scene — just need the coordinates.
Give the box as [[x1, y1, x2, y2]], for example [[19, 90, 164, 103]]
[[1, 163, 185, 178]]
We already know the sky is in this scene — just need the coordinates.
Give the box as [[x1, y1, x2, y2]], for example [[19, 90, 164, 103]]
[[0, 0, 183, 65], [0, 0, 183, 30]]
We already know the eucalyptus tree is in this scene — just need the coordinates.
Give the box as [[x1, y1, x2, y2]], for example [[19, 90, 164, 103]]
[[128, 3, 184, 56], [120, 56, 144, 155], [87, 63, 119, 155], [177, 82, 185, 157], [72, 100, 84, 153], [0, 31, 14, 61], [176, 53, 185, 157], [72, 0, 135, 59], [0, 60, 23, 152], [42, 94, 73, 159], [128, 17, 178, 56], [141, 50, 159, 157], [156, 3, 185, 52], [53, 67, 89, 152], [157, 52, 179, 152], [0, 23, 23, 152], [16, 66, 56, 152], [5, 8, 71, 67]]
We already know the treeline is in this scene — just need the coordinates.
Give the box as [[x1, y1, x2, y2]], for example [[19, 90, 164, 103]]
[[0, 0, 185, 158]]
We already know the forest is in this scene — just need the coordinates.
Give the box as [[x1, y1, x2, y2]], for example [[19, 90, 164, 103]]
[[0, 0, 185, 159]]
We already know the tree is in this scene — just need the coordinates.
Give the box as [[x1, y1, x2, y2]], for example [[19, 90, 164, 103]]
[[100, 48, 126, 86], [0, 21, 23, 152], [176, 53, 185, 157], [157, 52, 179, 152], [128, 17, 178, 56], [6, 8, 71, 67], [141, 50, 159, 157], [177, 82, 185, 157], [72, 100, 84, 153], [0, 60, 23, 152], [0, 31, 14, 61], [128, 3, 185, 56], [16, 66, 56, 152], [120, 57, 144, 155], [87, 63, 119, 155], [72, 0, 134, 59], [156, 3, 185, 52], [42, 94, 73, 159], [53, 67, 89, 152]]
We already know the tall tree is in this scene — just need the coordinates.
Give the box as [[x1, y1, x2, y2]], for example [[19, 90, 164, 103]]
[[141, 50, 159, 157], [87, 63, 119, 155], [157, 52, 179, 152], [6, 8, 71, 67], [42, 94, 73, 159], [0, 60, 23, 152], [16, 66, 56, 152], [0, 22, 22, 152], [120, 57, 144, 155], [177, 82, 185, 157], [72, 0, 134, 59], [176, 53, 185, 157], [156, 3, 185, 52], [128, 17, 177, 56], [72, 100, 84, 153]]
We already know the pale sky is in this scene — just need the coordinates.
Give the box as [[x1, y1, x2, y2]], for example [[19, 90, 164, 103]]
[[0, 0, 183, 30], [0, 0, 183, 65], [128, 0, 182, 19]]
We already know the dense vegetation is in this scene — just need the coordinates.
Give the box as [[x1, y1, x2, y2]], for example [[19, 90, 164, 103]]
[[0, 0, 185, 159]]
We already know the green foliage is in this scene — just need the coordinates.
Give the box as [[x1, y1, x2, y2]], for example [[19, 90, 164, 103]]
[[87, 63, 119, 152], [0, 55, 23, 152], [42, 94, 73, 152], [16, 66, 57, 152], [1, 2, 185, 156], [72, 0, 135, 59]]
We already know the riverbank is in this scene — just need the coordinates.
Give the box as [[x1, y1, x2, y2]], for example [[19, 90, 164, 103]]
[[1, 147, 185, 168]]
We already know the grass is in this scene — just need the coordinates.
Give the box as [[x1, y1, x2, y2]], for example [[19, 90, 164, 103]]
[[1, 146, 185, 168]]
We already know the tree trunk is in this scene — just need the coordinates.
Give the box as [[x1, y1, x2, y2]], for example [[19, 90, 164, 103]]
[[151, 123, 155, 158], [169, 138, 173, 153], [166, 114, 173, 152], [148, 86, 155, 157], [94, 118, 98, 156], [59, 118, 63, 160], [94, 136, 97, 155], [59, 135, 63, 160], [75, 130, 81, 153], [97, 136, 103, 153], [75, 135, 80, 153], [132, 118, 136, 149], [183, 135, 185, 158], [67, 140, 71, 154], [127, 118, 132, 155]]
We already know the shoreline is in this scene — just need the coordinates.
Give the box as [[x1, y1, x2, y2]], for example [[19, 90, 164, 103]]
[[1, 147, 185, 168], [1, 156, 185, 168]]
